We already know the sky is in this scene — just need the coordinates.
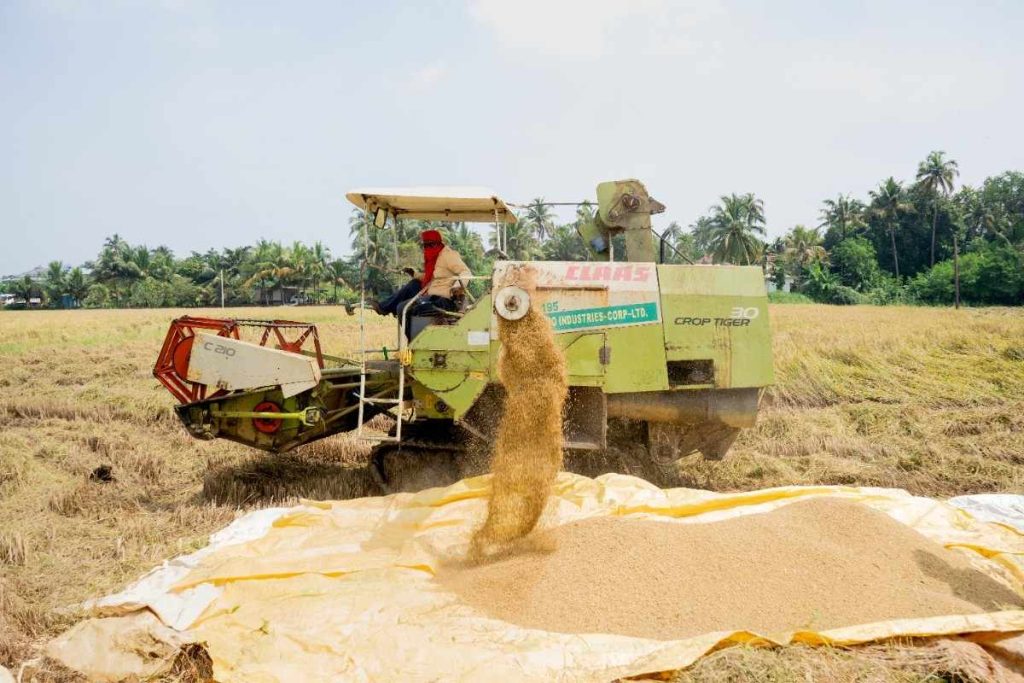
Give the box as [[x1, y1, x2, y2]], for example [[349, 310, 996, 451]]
[[2, 0, 1023, 275]]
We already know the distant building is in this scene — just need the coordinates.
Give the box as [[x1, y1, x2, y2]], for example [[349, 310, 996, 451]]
[[1, 293, 43, 309], [266, 286, 303, 306]]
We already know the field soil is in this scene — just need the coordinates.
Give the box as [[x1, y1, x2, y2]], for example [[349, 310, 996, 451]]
[[1, 304, 1023, 681]]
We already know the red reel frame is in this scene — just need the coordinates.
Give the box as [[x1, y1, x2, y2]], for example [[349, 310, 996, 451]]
[[153, 317, 241, 404], [242, 319, 324, 369]]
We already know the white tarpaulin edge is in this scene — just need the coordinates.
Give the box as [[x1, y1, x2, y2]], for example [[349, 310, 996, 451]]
[[950, 494, 1024, 533], [84, 506, 290, 630]]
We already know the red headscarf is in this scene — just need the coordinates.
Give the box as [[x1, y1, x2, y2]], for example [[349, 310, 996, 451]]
[[420, 230, 444, 287]]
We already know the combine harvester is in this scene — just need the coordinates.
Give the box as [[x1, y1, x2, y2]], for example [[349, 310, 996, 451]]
[[153, 180, 774, 491]]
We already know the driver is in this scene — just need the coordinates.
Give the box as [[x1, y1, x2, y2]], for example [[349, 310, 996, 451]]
[[372, 229, 471, 318]]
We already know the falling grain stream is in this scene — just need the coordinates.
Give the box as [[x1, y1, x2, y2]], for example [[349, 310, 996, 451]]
[[468, 305, 568, 560]]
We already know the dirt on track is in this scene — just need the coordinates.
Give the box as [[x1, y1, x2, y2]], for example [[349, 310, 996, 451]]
[[440, 498, 1023, 640]]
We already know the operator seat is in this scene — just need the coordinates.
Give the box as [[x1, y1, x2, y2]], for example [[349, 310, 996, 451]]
[[405, 295, 467, 340]]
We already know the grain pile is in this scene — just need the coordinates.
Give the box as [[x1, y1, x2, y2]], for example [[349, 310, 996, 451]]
[[468, 305, 568, 560], [442, 498, 1023, 639]]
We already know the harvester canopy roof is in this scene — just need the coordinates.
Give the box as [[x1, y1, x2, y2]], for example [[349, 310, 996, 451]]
[[345, 186, 517, 223]]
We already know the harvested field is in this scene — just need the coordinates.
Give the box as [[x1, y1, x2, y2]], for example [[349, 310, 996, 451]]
[[684, 305, 1024, 496], [441, 498, 1022, 640], [1, 303, 1023, 680]]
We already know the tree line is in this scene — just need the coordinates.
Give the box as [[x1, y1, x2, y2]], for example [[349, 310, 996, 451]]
[[3, 151, 1022, 309], [761, 153, 1024, 306], [2, 237, 356, 309]]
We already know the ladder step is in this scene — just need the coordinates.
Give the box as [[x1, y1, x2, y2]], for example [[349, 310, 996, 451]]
[[354, 326, 407, 437]]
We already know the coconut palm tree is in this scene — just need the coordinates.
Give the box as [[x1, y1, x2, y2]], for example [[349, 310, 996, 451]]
[[349, 209, 406, 294], [222, 246, 251, 274], [706, 193, 767, 265], [151, 245, 175, 260], [208, 246, 250, 303], [523, 198, 555, 241], [102, 234, 129, 254], [492, 219, 540, 261], [149, 246, 176, 281], [958, 186, 1010, 247], [245, 239, 277, 304], [655, 221, 686, 263], [349, 209, 390, 267], [541, 224, 587, 261], [326, 260, 354, 303], [94, 234, 143, 306], [869, 177, 913, 278], [244, 242, 296, 305], [441, 223, 485, 262], [819, 195, 867, 241], [44, 261, 67, 307], [784, 226, 827, 265], [67, 267, 89, 308], [783, 225, 827, 287], [574, 200, 595, 227], [689, 216, 715, 258], [662, 221, 684, 243], [916, 151, 959, 267], [11, 275, 37, 304], [129, 245, 152, 277], [949, 208, 968, 309], [275, 245, 298, 304], [290, 242, 311, 302], [308, 241, 331, 304], [392, 217, 419, 245]]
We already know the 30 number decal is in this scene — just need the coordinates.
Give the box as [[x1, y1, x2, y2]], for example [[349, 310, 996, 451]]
[[730, 307, 760, 320]]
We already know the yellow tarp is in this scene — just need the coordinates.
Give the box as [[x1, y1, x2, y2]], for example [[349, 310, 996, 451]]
[[56, 473, 1024, 682]]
